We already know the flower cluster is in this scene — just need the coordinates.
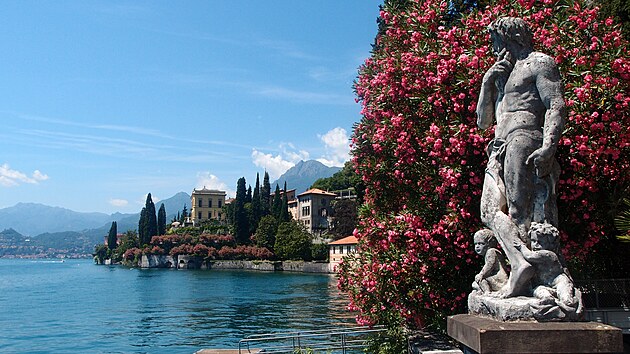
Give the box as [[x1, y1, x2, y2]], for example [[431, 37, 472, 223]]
[[340, 0, 630, 332], [145, 233, 273, 260]]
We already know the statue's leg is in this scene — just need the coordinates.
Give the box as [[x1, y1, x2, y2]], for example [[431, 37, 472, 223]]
[[503, 136, 538, 243], [480, 160, 533, 297]]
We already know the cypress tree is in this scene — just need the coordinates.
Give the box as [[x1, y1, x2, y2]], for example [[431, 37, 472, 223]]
[[252, 173, 262, 230], [261, 171, 271, 216], [138, 193, 157, 245], [272, 184, 282, 219], [180, 204, 188, 223], [245, 186, 252, 203], [157, 204, 167, 236], [107, 221, 118, 250], [138, 207, 148, 246], [234, 177, 249, 244], [280, 181, 290, 222]]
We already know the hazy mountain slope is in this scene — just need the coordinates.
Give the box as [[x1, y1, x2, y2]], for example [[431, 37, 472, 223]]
[[0, 203, 114, 236], [272, 160, 341, 195]]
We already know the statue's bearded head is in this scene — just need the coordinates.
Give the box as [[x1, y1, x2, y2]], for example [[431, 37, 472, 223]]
[[488, 17, 533, 54]]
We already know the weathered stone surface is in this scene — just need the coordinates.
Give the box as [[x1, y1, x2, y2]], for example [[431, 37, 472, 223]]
[[447, 314, 623, 353], [140, 254, 175, 268], [471, 16, 582, 321], [468, 291, 538, 321]]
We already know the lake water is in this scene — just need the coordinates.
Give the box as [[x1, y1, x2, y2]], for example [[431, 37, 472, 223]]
[[0, 259, 354, 353]]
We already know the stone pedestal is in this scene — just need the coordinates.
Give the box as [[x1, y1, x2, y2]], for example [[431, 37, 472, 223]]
[[447, 314, 623, 353]]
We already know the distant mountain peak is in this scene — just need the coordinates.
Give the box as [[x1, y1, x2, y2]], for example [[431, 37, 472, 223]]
[[273, 160, 341, 195]]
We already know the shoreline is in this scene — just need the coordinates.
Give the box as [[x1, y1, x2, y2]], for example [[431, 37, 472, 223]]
[[101, 254, 336, 274]]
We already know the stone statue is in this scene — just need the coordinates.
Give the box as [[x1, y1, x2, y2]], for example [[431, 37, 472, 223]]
[[472, 229, 508, 293], [468, 17, 581, 321], [515, 222, 582, 320]]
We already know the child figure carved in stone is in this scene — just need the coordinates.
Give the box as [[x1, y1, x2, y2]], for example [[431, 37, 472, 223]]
[[472, 229, 509, 293], [514, 222, 582, 319]]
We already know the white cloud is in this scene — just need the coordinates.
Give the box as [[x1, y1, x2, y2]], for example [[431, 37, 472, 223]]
[[251, 150, 296, 180], [316, 127, 350, 167], [251, 143, 311, 180], [109, 199, 129, 207], [32, 170, 49, 182], [0, 163, 49, 187], [196, 172, 235, 197]]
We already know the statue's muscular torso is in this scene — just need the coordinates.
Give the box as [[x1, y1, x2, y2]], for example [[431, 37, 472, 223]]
[[495, 52, 554, 141]]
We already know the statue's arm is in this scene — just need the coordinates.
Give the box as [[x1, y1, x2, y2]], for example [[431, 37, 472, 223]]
[[526, 55, 566, 175], [479, 250, 499, 277], [519, 246, 556, 265], [476, 50, 512, 130], [476, 75, 496, 130]]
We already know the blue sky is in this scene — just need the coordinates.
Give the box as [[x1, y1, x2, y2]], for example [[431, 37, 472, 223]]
[[0, 1, 381, 214]]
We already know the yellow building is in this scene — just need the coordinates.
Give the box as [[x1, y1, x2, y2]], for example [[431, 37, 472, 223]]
[[191, 188, 227, 225]]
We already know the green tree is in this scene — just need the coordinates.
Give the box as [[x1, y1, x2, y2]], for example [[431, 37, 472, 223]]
[[251, 173, 262, 231], [139, 193, 158, 246], [111, 230, 139, 263], [157, 204, 167, 236], [255, 215, 278, 250], [107, 221, 118, 251], [330, 199, 358, 239], [180, 204, 188, 223], [274, 221, 312, 261], [234, 177, 250, 244], [261, 171, 271, 216], [93, 244, 109, 264], [138, 207, 148, 246], [311, 161, 365, 203], [272, 184, 282, 219], [245, 185, 252, 203], [280, 181, 290, 222]]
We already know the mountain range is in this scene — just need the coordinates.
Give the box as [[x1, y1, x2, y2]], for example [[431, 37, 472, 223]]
[[0, 192, 192, 257], [0, 159, 340, 257]]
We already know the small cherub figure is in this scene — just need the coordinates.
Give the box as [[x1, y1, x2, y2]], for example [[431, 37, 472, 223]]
[[514, 222, 582, 318], [472, 229, 509, 293]]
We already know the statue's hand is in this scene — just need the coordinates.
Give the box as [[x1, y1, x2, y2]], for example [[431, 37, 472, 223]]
[[482, 50, 513, 84], [475, 274, 483, 284], [526, 147, 554, 177]]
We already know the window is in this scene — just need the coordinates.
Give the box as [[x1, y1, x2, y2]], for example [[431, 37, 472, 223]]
[[208, 212, 212, 219], [218, 212, 222, 219], [322, 199, 327, 206], [302, 206, 310, 217], [208, 199, 213, 208], [198, 212, 202, 219], [218, 200, 222, 208], [198, 198, 203, 207]]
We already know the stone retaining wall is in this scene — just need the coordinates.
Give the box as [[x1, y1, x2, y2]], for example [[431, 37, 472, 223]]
[[138, 255, 334, 274]]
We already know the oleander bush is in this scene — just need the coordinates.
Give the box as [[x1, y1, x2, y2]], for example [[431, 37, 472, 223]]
[[339, 0, 629, 338]]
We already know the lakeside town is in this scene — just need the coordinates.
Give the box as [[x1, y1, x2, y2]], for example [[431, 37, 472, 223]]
[[2, 0, 630, 352]]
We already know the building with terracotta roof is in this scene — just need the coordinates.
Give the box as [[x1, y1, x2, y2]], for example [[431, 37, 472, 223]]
[[191, 187, 227, 225], [328, 235, 358, 269], [297, 188, 336, 234]]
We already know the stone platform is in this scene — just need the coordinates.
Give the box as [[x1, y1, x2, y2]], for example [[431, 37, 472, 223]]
[[447, 314, 623, 353]]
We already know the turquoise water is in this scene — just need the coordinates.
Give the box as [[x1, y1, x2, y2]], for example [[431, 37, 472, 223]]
[[0, 259, 353, 353]]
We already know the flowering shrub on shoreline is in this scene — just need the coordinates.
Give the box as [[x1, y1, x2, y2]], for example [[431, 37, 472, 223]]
[[122, 233, 274, 262], [340, 0, 629, 333]]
